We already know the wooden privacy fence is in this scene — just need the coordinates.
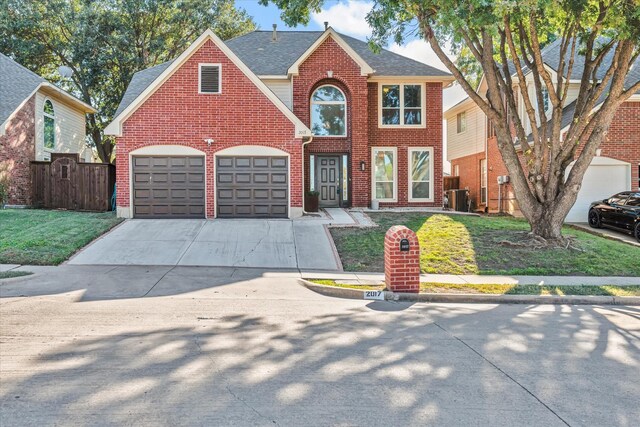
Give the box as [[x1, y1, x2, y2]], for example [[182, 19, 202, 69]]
[[31, 153, 115, 211]]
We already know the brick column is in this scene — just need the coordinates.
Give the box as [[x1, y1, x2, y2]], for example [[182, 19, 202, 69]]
[[384, 225, 420, 293]]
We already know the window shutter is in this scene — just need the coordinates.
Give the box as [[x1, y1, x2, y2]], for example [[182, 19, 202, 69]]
[[200, 65, 220, 93]]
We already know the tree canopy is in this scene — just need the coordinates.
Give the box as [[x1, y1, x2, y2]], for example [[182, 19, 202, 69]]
[[0, 0, 256, 163], [267, 0, 640, 240]]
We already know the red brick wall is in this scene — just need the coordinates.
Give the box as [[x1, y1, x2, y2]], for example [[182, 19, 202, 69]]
[[451, 151, 484, 210], [293, 37, 369, 206], [0, 95, 35, 206], [368, 82, 444, 207], [384, 225, 420, 293], [116, 39, 302, 217], [459, 100, 640, 215], [601, 101, 640, 190]]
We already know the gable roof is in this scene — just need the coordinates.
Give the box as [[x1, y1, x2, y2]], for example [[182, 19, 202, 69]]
[[225, 29, 451, 78], [286, 28, 373, 76], [113, 28, 453, 124], [0, 53, 95, 134], [445, 39, 640, 118], [105, 29, 311, 137]]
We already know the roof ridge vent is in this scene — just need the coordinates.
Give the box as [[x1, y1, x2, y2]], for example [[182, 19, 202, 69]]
[[272, 24, 277, 42]]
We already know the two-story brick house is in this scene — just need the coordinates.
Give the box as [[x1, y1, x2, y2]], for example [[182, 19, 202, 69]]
[[106, 28, 452, 219], [444, 40, 639, 222]]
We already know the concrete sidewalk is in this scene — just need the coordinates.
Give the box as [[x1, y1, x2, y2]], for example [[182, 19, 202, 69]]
[[301, 270, 640, 286], [3, 264, 639, 286]]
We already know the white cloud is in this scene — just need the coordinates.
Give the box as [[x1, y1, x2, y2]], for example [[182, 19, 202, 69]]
[[389, 39, 449, 73], [388, 40, 467, 110], [311, 1, 373, 38]]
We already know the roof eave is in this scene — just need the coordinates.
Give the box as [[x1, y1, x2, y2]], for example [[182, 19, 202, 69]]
[[39, 83, 97, 113]]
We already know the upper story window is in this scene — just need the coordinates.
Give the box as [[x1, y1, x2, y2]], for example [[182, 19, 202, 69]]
[[199, 64, 221, 94], [43, 99, 55, 150], [456, 111, 467, 133], [380, 83, 425, 127], [311, 85, 346, 136]]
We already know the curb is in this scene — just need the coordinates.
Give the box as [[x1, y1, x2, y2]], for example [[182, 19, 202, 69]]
[[299, 279, 640, 305]]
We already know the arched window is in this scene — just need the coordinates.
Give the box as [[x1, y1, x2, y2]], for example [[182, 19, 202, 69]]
[[43, 99, 55, 149], [310, 85, 346, 136]]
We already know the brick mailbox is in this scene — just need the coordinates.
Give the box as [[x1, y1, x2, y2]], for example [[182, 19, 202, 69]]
[[384, 225, 420, 293]]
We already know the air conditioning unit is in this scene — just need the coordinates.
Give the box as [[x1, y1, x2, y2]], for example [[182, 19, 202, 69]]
[[497, 175, 510, 184]]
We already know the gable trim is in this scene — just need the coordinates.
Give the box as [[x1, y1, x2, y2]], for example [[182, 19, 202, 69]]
[[104, 29, 311, 137], [1, 82, 95, 136], [287, 28, 374, 77]]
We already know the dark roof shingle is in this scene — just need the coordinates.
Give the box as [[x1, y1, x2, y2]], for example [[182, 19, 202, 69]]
[[113, 29, 452, 117], [0, 53, 46, 125]]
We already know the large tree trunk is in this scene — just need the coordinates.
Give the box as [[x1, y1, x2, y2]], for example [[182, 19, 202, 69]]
[[528, 206, 567, 241]]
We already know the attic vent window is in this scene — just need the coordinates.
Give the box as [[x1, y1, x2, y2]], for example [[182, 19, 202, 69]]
[[199, 64, 221, 94]]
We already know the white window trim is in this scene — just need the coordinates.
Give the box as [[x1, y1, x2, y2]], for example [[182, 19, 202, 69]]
[[456, 111, 467, 134], [198, 63, 222, 94], [408, 147, 434, 202], [310, 84, 347, 137], [43, 98, 56, 151], [378, 82, 426, 129], [371, 147, 397, 202]]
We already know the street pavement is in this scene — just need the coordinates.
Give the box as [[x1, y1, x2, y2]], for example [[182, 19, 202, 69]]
[[1, 266, 639, 426]]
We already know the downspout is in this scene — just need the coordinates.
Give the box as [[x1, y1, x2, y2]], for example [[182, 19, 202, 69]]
[[301, 136, 314, 214]]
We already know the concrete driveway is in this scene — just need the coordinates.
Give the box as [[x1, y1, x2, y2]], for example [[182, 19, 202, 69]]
[[68, 218, 341, 270], [1, 266, 639, 426]]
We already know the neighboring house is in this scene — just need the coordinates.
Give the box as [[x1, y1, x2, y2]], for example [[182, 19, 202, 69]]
[[106, 27, 453, 219], [0, 53, 96, 207], [444, 40, 640, 222]]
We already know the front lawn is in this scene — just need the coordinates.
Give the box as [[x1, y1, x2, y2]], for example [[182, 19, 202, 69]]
[[0, 271, 33, 280], [0, 209, 123, 265], [330, 213, 640, 276]]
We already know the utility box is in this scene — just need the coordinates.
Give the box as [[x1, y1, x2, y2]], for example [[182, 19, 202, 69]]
[[384, 225, 420, 293]]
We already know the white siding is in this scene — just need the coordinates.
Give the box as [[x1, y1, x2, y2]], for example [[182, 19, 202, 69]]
[[35, 91, 91, 162], [446, 103, 486, 161], [262, 79, 292, 110]]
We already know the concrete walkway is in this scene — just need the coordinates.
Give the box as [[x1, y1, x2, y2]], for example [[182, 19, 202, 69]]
[[569, 222, 640, 247], [4, 264, 639, 286], [302, 271, 640, 286]]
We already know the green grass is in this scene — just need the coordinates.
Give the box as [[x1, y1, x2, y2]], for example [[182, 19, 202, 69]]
[[0, 271, 33, 280], [308, 280, 640, 297], [0, 209, 123, 265], [329, 213, 640, 276]]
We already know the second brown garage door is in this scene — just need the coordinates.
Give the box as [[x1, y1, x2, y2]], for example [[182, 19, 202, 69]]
[[216, 156, 288, 218], [132, 156, 205, 218]]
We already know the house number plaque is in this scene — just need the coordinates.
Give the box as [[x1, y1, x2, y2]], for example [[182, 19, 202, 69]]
[[399, 239, 410, 252]]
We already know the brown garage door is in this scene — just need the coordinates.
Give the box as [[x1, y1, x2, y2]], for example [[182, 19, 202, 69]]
[[216, 156, 288, 218], [132, 156, 205, 218]]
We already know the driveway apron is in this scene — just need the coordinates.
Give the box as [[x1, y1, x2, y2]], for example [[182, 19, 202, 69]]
[[68, 219, 341, 270]]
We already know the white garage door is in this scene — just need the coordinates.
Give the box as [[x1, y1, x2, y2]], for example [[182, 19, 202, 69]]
[[565, 156, 631, 223]]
